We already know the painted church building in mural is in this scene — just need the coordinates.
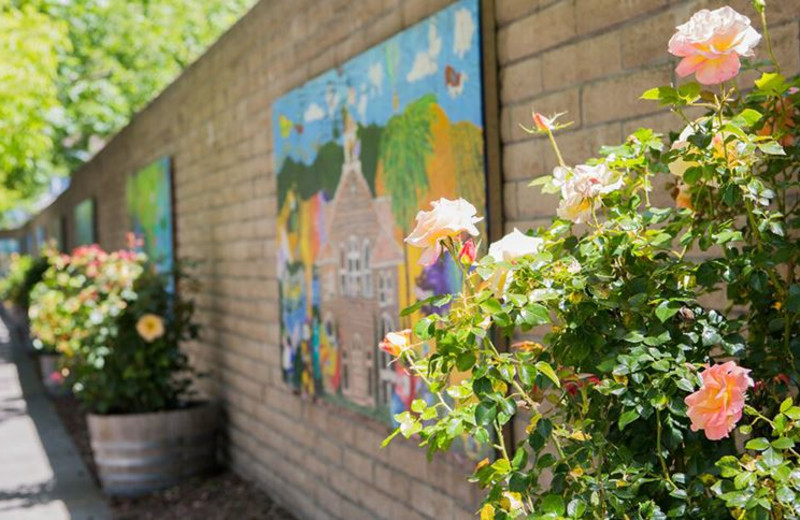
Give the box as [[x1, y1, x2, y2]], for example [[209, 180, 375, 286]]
[[317, 112, 404, 409]]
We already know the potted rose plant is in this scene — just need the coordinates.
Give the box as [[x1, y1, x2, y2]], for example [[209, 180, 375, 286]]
[[383, 3, 800, 519], [1, 251, 59, 388], [29, 244, 215, 496]]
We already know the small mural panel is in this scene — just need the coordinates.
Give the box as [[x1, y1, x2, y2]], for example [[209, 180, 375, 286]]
[[35, 225, 47, 252], [74, 198, 95, 247], [273, 0, 487, 440], [126, 157, 174, 275], [49, 217, 64, 252], [0, 238, 19, 276]]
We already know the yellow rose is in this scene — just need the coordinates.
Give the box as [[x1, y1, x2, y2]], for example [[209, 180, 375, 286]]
[[136, 313, 165, 342]]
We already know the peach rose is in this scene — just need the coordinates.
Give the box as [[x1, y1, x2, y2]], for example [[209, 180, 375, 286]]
[[379, 330, 411, 357], [405, 198, 482, 267], [684, 361, 754, 440], [668, 6, 761, 85], [552, 163, 623, 224]]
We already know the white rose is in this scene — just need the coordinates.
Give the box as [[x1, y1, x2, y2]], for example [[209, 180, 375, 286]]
[[405, 198, 482, 267]]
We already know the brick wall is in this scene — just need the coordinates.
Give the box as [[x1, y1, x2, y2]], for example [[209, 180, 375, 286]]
[[16, 0, 800, 518]]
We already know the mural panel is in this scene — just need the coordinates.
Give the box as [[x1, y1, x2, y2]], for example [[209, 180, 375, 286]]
[[49, 217, 64, 252], [74, 199, 95, 247], [126, 158, 174, 275], [0, 238, 19, 276], [273, 0, 487, 437]]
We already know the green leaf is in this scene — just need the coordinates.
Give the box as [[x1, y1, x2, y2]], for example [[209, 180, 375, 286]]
[[732, 108, 762, 128], [763, 447, 783, 467], [758, 141, 786, 155], [746, 438, 770, 451], [521, 303, 550, 326], [540, 494, 565, 515], [618, 410, 639, 431], [754, 72, 787, 94], [567, 498, 587, 518], [455, 352, 476, 372], [528, 174, 552, 187], [475, 401, 497, 426], [535, 361, 560, 388], [772, 437, 794, 450], [410, 399, 426, 413], [780, 397, 793, 413], [655, 300, 682, 323]]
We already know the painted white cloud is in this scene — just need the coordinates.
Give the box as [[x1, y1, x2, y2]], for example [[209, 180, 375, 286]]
[[358, 93, 368, 119], [304, 102, 325, 123], [407, 22, 442, 82], [368, 62, 384, 94], [453, 8, 475, 59]]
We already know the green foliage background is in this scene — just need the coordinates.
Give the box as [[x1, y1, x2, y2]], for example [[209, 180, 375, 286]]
[[0, 0, 255, 214]]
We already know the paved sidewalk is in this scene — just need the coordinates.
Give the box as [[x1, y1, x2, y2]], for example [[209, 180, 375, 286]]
[[0, 310, 111, 520]]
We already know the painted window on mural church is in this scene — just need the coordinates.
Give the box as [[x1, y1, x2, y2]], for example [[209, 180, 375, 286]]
[[273, 0, 487, 430]]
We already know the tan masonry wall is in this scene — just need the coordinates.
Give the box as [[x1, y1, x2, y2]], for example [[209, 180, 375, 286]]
[[16, 1, 800, 518]]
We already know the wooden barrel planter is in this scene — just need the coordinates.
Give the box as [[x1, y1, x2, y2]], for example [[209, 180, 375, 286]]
[[87, 402, 219, 496]]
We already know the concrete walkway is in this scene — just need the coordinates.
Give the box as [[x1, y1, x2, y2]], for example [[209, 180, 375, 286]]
[[0, 310, 111, 520]]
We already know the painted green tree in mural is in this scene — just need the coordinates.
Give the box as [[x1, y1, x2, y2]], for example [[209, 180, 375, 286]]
[[378, 94, 436, 233]]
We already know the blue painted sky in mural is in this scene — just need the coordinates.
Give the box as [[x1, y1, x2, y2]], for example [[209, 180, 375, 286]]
[[273, 0, 481, 170]]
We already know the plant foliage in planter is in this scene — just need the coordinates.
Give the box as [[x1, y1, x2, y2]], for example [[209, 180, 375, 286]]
[[1, 252, 50, 312], [381, 3, 800, 519], [29, 243, 201, 414]]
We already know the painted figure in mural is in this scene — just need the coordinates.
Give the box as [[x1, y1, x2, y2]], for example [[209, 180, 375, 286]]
[[274, 0, 486, 424]]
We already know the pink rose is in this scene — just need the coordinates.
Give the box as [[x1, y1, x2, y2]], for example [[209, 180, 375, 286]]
[[668, 6, 761, 85], [405, 198, 482, 267], [684, 361, 754, 440], [379, 330, 412, 357], [458, 238, 477, 265]]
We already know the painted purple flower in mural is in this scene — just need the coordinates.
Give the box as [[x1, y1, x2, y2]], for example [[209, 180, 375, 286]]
[[415, 255, 461, 315]]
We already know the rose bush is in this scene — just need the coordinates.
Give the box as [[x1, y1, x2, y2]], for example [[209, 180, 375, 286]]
[[1, 252, 50, 313], [29, 244, 200, 413], [383, 3, 800, 519]]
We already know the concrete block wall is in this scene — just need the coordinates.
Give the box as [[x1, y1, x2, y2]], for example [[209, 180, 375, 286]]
[[16, 0, 800, 518]]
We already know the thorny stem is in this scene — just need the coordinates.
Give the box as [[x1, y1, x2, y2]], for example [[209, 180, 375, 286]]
[[656, 408, 674, 486], [546, 128, 567, 168], [759, 8, 781, 75]]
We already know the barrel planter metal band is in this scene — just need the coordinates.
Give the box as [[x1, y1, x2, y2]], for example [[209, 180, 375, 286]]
[[87, 402, 218, 496]]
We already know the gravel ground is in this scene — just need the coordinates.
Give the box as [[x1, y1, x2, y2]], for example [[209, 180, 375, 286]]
[[51, 395, 296, 520]]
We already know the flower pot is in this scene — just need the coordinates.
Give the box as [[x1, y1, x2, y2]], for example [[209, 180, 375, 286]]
[[37, 353, 67, 396], [87, 402, 219, 496]]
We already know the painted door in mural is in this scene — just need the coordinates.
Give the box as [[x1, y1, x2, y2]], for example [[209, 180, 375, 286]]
[[126, 158, 174, 275], [273, 0, 486, 428]]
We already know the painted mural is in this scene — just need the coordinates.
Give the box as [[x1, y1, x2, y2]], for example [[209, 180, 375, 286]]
[[73, 198, 95, 246], [126, 158, 174, 275], [273, 0, 487, 440]]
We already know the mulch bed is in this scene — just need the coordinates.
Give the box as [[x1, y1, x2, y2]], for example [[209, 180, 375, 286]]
[[51, 395, 296, 520]]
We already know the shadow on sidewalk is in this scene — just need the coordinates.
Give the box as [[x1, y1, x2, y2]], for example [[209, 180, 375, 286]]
[[0, 307, 111, 520]]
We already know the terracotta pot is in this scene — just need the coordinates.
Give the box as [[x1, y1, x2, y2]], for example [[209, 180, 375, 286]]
[[87, 402, 219, 496]]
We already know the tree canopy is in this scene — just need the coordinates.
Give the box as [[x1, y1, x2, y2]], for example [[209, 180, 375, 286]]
[[0, 0, 255, 215]]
